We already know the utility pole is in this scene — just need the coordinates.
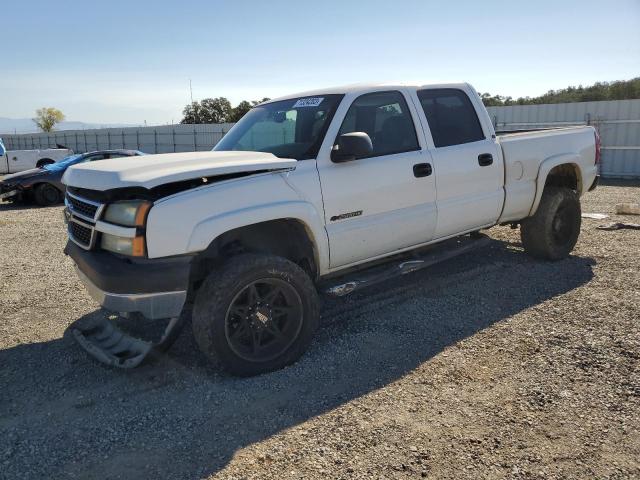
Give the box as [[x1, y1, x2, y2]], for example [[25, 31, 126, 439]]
[[189, 78, 194, 104]]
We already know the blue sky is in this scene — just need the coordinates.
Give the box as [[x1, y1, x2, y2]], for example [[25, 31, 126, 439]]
[[3, 0, 639, 125]]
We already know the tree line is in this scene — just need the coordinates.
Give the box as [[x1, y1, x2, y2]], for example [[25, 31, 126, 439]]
[[181, 97, 271, 124], [481, 77, 640, 107]]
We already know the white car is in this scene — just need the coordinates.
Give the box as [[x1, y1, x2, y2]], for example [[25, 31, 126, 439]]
[[1, 142, 73, 175], [62, 83, 599, 375]]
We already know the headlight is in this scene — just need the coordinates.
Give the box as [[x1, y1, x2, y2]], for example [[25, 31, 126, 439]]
[[100, 233, 146, 257], [103, 200, 151, 227]]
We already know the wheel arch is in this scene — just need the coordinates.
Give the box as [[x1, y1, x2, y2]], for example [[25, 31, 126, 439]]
[[188, 210, 328, 292], [36, 158, 55, 168], [529, 154, 583, 216]]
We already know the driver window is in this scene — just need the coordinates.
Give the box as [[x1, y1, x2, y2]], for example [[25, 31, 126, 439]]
[[337, 91, 419, 158]]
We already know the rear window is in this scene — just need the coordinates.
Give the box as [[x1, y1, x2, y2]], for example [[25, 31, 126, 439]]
[[417, 89, 485, 148]]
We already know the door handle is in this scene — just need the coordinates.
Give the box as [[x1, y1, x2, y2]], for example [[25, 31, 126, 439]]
[[413, 163, 432, 178], [478, 153, 493, 166]]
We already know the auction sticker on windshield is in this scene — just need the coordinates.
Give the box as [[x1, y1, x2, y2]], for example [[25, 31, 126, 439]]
[[292, 97, 324, 108]]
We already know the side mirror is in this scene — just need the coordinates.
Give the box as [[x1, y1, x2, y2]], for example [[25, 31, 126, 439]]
[[331, 132, 373, 163]]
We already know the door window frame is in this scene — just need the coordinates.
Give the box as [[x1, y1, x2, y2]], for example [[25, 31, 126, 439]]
[[332, 90, 422, 160]]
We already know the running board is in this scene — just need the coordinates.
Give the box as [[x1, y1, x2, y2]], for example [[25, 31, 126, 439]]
[[322, 234, 491, 297], [72, 316, 181, 368]]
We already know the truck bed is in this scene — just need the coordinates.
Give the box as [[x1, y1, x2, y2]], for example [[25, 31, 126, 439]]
[[496, 125, 598, 223]]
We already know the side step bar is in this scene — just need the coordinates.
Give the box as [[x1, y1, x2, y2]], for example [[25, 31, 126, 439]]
[[322, 234, 491, 297], [72, 316, 182, 368]]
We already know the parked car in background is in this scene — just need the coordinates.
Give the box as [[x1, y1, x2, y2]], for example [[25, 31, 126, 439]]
[[1, 149, 145, 206], [0, 139, 73, 174]]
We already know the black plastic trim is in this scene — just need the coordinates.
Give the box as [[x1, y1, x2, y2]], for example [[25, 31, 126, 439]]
[[64, 240, 192, 294]]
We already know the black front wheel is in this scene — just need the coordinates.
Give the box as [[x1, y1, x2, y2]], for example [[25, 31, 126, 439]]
[[192, 254, 319, 376], [34, 183, 62, 206]]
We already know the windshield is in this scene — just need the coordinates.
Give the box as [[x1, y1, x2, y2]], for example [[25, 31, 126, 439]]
[[214, 94, 344, 160], [42, 154, 84, 172]]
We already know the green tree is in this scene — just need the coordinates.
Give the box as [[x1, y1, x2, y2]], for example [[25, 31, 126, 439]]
[[480, 77, 640, 107], [182, 97, 272, 124], [199, 97, 233, 123], [33, 107, 65, 132], [181, 101, 203, 124], [229, 100, 253, 123]]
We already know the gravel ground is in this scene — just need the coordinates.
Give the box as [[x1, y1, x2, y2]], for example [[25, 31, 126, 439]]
[[0, 182, 639, 479]]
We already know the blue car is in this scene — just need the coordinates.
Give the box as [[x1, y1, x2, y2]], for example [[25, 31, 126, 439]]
[[0, 149, 145, 206]]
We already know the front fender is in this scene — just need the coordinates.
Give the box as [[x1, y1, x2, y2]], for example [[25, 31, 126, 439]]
[[529, 153, 582, 216], [187, 201, 329, 273]]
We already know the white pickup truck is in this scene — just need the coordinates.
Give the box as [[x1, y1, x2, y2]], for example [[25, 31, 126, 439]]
[[62, 83, 599, 375], [0, 141, 73, 174]]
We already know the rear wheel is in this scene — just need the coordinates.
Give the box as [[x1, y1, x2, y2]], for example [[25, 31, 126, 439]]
[[520, 186, 581, 260], [34, 183, 62, 206], [192, 254, 319, 376]]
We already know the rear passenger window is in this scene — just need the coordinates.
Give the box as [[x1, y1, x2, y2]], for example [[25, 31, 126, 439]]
[[417, 89, 485, 148], [337, 91, 419, 158]]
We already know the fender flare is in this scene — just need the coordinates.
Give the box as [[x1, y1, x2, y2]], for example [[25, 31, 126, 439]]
[[187, 200, 330, 274], [529, 153, 582, 216]]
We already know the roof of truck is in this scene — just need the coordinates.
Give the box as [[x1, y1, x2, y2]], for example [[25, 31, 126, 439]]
[[267, 82, 474, 103]]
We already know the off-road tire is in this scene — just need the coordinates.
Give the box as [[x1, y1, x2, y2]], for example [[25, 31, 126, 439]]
[[34, 183, 61, 206], [521, 186, 581, 260], [192, 254, 320, 376]]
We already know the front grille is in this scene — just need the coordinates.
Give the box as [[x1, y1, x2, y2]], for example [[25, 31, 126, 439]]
[[66, 193, 101, 221], [69, 221, 93, 248], [65, 192, 104, 250]]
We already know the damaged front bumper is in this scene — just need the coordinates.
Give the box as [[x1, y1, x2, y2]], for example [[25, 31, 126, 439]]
[[64, 240, 191, 319], [74, 266, 187, 319], [64, 241, 193, 367]]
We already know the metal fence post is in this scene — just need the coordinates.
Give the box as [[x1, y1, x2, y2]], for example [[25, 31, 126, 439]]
[[122, 130, 125, 148], [107, 131, 111, 149], [193, 128, 197, 151], [136, 130, 140, 151], [154, 129, 158, 153], [172, 128, 176, 152]]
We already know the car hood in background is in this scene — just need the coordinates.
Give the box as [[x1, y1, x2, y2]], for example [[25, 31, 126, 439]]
[[62, 151, 297, 191], [1, 168, 47, 182]]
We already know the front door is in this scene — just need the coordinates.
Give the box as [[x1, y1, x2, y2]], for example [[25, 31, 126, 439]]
[[317, 90, 437, 268]]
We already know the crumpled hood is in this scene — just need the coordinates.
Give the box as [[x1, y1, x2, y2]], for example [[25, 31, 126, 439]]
[[2, 168, 46, 182], [62, 151, 296, 191]]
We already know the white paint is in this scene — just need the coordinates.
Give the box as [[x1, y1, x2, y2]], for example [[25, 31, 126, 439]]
[[63, 151, 296, 190]]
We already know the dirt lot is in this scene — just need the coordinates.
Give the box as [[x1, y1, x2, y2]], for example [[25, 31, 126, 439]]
[[0, 182, 639, 480]]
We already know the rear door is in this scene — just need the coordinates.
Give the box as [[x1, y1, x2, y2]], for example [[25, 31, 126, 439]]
[[415, 88, 504, 238], [317, 89, 437, 268]]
